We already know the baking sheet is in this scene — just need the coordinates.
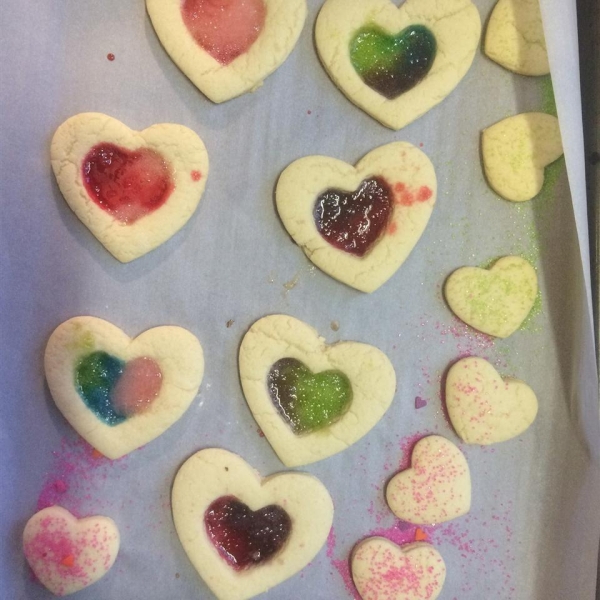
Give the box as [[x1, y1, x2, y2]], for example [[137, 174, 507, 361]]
[[1, 0, 599, 598]]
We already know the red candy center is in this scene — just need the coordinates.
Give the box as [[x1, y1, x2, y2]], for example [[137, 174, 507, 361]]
[[82, 143, 174, 225], [111, 357, 162, 417], [181, 0, 266, 65], [205, 496, 291, 570]]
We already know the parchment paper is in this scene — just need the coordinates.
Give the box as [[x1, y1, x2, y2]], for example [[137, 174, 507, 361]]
[[1, 1, 599, 598]]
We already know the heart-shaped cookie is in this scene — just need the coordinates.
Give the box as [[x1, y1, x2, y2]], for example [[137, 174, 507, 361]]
[[352, 537, 446, 600], [146, 0, 307, 103], [172, 448, 333, 600], [44, 316, 204, 459], [386, 436, 471, 525], [51, 113, 209, 262], [239, 315, 396, 466], [276, 142, 437, 292], [485, 0, 550, 76], [316, 0, 481, 130], [446, 357, 538, 445], [482, 112, 563, 202], [23, 506, 119, 596], [444, 256, 538, 338]]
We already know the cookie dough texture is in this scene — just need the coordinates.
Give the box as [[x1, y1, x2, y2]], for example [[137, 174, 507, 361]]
[[146, 0, 306, 103], [446, 357, 538, 445], [172, 448, 333, 600], [444, 256, 538, 338], [485, 0, 550, 75], [44, 316, 204, 459], [352, 537, 446, 600], [316, 0, 481, 130], [482, 112, 563, 202], [23, 506, 120, 596], [386, 436, 471, 525], [239, 315, 396, 467], [276, 142, 437, 293], [51, 112, 209, 262]]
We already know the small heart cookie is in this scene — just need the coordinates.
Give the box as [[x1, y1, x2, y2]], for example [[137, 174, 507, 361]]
[[239, 315, 396, 467], [23, 506, 119, 596], [485, 0, 550, 75], [146, 0, 307, 103], [446, 357, 538, 445], [51, 113, 209, 262], [482, 112, 563, 202], [386, 436, 471, 525], [316, 0, 481, 130], [172, 448, 333, 600], [352, 537, 446, 600], [444, 256, 538, 338], [44, 316, 204, 459], [276, 142, 437, 292]]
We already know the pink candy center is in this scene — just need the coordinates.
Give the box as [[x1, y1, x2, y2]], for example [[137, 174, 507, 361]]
[[111, 357, 162, 416]]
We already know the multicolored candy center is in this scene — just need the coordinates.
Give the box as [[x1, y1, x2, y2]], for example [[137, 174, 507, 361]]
[[350, 25, 437, 99], [75, 351, 162, 426], [267, 358, 352, 434]]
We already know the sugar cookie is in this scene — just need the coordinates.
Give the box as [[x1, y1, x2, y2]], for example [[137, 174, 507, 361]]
[[444, 256, 538, 338], [146, 0, 307, 103], [446, 357, 538, 445], [482, 112, 563, 202], [44, 316, 204, 459], [386, 436, 471, 525], [172, 448, 333, 600], [51, 112, 209, 262], [239, 315, 396, 466], [276, 142, 437, 292], [316, 0, 481, 130], [23, 506, 119, 596]]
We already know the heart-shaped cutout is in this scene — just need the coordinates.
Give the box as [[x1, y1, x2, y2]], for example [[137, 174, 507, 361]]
[[485, 0, 550, 75], [386, 435, 471, 525], [316, 0, 481, 129], [172, 448, 333, 599], [51, 113, 209, 262], [482, 112, 563, 202], [44, 316, 204, 459], [444, 256, 538, 338], [239, 315, 396, 466], [276, 142, 437, 292], [352, 537, 446, 600], [446, 357, 538, 445], [23, 506, 119, 596], [146, 0, 307, 103]]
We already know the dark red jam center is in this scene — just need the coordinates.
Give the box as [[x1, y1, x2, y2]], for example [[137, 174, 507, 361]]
[[314, 177, 393, 256], [204, 496, 291, 570], [82, 143, 174, 225]]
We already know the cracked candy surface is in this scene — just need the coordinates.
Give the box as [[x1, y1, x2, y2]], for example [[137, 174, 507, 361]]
[[51, 113, 209, 262], [239, 314, 396, 466], [316, 0, 481, 129], [446, 357, 538, 445], [44, 316, 204, 459]]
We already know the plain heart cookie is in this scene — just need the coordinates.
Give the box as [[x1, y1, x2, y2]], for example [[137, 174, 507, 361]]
[[239, 315, 396, 467], [51, 112, 209, 262], [44, 316, 204, 459], [386, 436, 471, 525], [446, 357, 538, 445], [485, 0, 550, 75], [482, 112, 563, 202], [23, 506, 119, 596], [172, 448, 333, 600], [146, 0, 307, 103], [352, 537, 446, 600], [444, 256, 538, 338], [276, 142, 437, 292], [315, 0, 481, 130]]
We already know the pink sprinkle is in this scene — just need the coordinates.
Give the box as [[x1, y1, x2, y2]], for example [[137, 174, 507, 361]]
[[191, 170, 202, 182], [415, 396, 428, 410]]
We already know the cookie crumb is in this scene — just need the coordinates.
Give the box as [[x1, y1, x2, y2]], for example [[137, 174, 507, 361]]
[[226, 320, 234, 328], [175, 573, 180, 579], [330, 321, 340, 332], [283, 272, 301, 291]]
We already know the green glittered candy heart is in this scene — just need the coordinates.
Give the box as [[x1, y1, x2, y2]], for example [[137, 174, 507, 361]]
[[268, 358, 352, 434], [350, 25, 436, 99]]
